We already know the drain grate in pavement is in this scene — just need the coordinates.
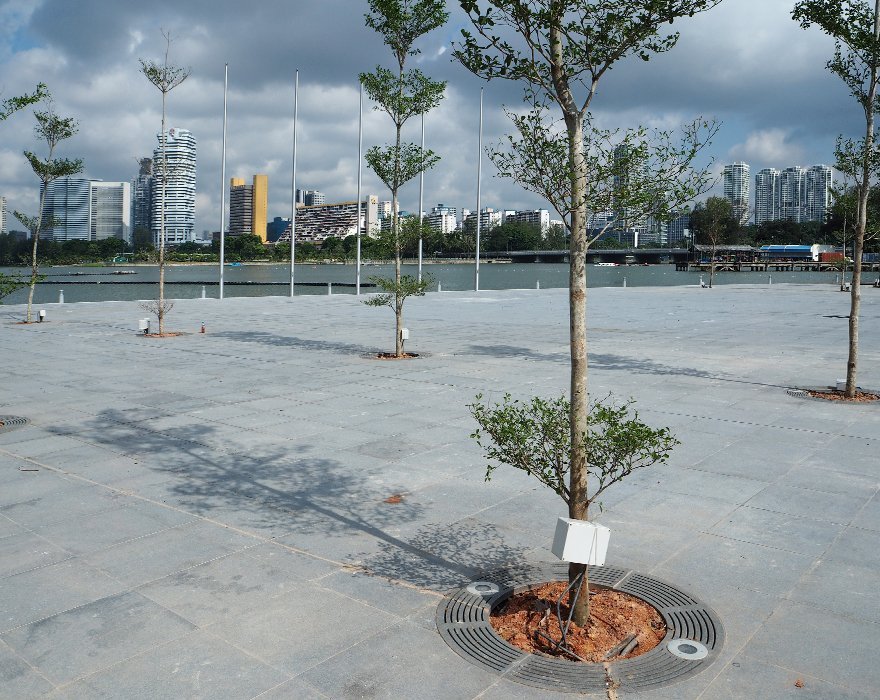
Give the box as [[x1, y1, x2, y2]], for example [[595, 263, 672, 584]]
[[0, 416, 29, 433], [437, 563, 724, 694]]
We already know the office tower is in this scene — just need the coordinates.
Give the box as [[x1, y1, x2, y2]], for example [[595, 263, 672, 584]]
[[667, 213, 691, 246], [779, 166, 807, 222], [229, 178, 253, 236], [806, 165, 833, 223], [41, 178, 130, 242], [132, 158, 154, 235], [723, 162, 750, 225], [252, 174, 268, 242], [0, 196, 7, 235], [151, 127, 196, 245], [266, 217, 291, 243], [425, 204, 457, 234], [296, 189, 325, 206], [91, 181, 131, 242], [42, 177, 92, 241], [754, 168, 780, 224]]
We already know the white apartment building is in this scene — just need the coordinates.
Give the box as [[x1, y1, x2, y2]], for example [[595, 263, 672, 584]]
[[504, 208, 550, 233], [754, 168, 780, 225], [276, 195, 379, 244], [425, 204, 457, 234], [723, 162, 750, 226], [151, 127, 196, 245], [0, 196, 7, 235], [779, 167, 808, 222], [463, 207, 502, 232], [806, 165, 833, 223], [91, 181, 131, 242]]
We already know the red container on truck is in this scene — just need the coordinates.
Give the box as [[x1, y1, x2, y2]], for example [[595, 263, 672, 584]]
[[819, 252, 844, 262]]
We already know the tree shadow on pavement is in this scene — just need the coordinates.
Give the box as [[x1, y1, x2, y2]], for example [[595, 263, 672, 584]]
[[212, 329, 373, 357], [61, 408, 530, 592]]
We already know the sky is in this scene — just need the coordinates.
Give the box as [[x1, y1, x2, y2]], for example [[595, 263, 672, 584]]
[[0, 0, 860, 235]]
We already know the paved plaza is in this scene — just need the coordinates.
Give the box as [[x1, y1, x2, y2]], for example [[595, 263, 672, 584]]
[[0, 282, 878, 699]]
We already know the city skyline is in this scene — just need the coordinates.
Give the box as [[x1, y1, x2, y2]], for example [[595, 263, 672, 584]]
[[0, 1, 859, 237]]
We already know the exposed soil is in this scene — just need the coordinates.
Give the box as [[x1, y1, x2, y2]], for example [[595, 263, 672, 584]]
[[490, 582, 666, 663], [383, 493, 405, 504], [374, 352, 419, 360], [807, 389, 879, 403], [139, 332, 185, 338]]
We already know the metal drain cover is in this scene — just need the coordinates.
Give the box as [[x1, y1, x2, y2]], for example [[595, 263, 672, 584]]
[[437, 563, 724, 693], [0, 416, 28, 433]]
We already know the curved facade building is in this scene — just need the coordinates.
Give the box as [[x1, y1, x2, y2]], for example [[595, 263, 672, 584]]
[[151, 127, 196, 245]]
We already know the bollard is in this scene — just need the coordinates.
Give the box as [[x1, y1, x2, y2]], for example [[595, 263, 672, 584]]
[[201, 285, 206, 299], [58, 289, 64, 304], [437, 282, 442, 292], [623, 277, 627, 288], [200, 322, 206, 334], [327, 282, 332, 296], [536, 280, 541, 290], [768, 275, 772, 285]]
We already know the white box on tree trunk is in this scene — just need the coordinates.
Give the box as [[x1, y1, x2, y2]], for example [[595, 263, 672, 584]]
[[551, 517, 610, 566]]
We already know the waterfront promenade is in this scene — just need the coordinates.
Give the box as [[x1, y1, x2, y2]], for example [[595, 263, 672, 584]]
[[1, 284, 878, 699]]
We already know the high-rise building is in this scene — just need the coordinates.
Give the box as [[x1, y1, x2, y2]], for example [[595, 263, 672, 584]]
[[425, 204, 457, 234], [505, 209, 550, 233], [91, 181, 131, 242], [41, 178, 130, 242], [42, 177, 92, 241], [667, 213, 691, 246], [252, 174, 268, 242], [613, 144, 648, 246], [266, 217, 291, 243], [132, 158, 153, 235], [229, 177, 253, 236], [806, 165, 833, 223], [754, 168, 780, 225], [463, 207, 502, 232], [151, 127, 196, 245], [779, 166, 807, 222], [0, 196, 7, 235], [276, 196, 379, 244], [723, 162, 750, 225], [296, 189, 325, 206]]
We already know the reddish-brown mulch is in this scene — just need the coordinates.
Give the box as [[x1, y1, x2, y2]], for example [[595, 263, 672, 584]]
[[491, 582, 666, 663], [375, 352, 418, 360], [807, 389, 879, 403], [139, 332, 185, 338]]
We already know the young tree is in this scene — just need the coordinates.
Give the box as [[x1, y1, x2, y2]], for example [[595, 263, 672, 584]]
[[454, 0, 723, 626], [140, 31, 190, 335], [14, 103, 83, 323], [0, 84, 48, 122], [360, 0, 447, 357], [794, 0, 880, 397], [690, 196, 736, 287]]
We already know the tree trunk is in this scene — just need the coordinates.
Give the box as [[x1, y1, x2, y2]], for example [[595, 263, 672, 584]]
[[26, 231, 39, 323], [565, 108, 590, 628], [846, 0, 880, 398]]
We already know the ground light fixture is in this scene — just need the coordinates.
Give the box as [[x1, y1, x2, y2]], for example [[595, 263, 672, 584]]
[[138, 318, 150, 334], [38, 310, 46, 322]]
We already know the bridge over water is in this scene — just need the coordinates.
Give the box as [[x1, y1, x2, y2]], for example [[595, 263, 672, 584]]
[[476, 248, 690, 264]]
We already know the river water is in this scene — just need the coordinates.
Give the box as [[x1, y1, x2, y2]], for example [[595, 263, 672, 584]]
[[0, 262, 840, 305]]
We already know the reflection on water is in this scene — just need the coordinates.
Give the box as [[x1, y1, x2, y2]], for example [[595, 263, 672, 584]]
[[0, 262, 838, 305]]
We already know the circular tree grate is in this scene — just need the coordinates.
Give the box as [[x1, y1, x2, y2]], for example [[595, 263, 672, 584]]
[[0, 416, 29, 433], [437, 563, 724, 694]]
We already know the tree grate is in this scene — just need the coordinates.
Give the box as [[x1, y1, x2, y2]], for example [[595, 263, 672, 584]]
[[0, 416, 29, 433], [787, 386, 880, 403], [436, 563, 724, 694]]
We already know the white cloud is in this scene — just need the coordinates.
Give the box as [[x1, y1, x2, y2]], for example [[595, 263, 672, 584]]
[[728, 129, 806, 167]]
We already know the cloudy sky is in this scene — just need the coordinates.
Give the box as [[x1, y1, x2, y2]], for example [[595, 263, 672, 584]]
[[0, 0, 858, 234]]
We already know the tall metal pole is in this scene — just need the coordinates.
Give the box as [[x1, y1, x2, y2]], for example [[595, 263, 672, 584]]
[[475, 87, 484, 292], [289, 70, 299, 297], [418, 111, 425, 283], [356, 81, 364, 295], [218, 63, 228, 300]]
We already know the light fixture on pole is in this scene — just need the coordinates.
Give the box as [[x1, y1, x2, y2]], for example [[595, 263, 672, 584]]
[[218, 63, 228, 300], [289, 70, 299, 297]]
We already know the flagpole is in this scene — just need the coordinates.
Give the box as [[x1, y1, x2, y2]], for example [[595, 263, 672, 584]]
[[356, 81, 364, 295], [475, 86, 483, 292], [418, 111, 425, 283], [289, 70, 298, 297], [218, 63, 228, 300]]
